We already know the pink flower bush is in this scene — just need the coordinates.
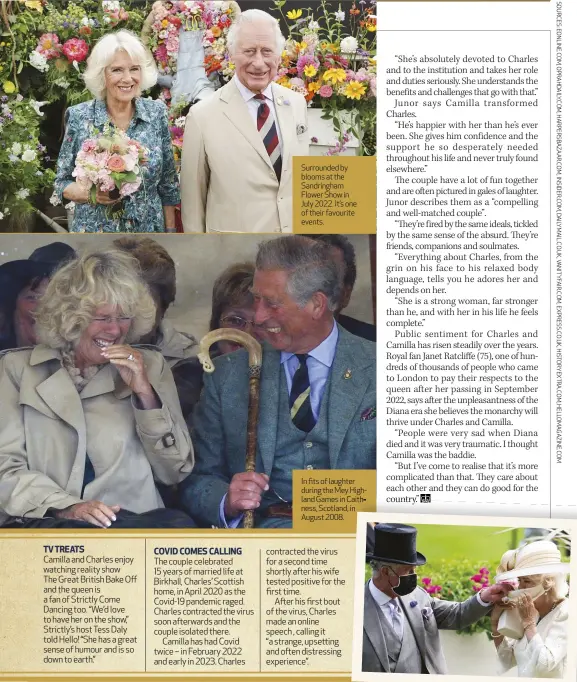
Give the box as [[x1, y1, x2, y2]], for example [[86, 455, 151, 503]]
[[146, 0, 238, 84], [470, 567, 490, 593], [420, 576, 442, 595]]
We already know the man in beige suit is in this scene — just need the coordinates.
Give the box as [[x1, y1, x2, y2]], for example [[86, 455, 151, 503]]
[[180, 9, 309, 233]]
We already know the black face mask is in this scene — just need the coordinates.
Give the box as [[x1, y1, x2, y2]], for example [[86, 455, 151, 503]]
[[389, 568, 418, 597]]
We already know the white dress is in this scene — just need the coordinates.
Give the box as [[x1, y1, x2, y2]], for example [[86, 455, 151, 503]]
[[497, 600, 568, 677]]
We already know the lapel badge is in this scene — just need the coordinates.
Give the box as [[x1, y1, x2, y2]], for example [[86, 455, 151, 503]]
[[276, 96, 284, 105], [344, 368, 352, 379]]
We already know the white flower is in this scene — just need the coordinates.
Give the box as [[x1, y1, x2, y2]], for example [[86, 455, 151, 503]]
[[8, 154, 18, 162], [65, 201, 76, 210], [72, 60, 80, 72], [29, 50, 49, 73], [16, 94, 23, 102], [308, 21, 320, 30], [11, 142, 21, 155], [175, 116, 186, 127], [103, 15, 111, 23], [16, 188, 30, 200], [335, 10, 345, 21], [0, 211, 4, 220], [81, 16, 90, 25], [49, 192, 61, 206], [30, 100, 47, 116], [340, 36, 359, 54], [54, 78, 70, 89], [22, 149, 36, 162], [36, 170, 43, 176], [102, 0, 120, 10], [1, 104, 10, 116]]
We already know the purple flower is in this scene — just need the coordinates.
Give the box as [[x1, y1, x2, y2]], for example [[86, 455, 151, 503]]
[[421, 577, 432, 586], [310, 136, 318, 143], [63, 21, 69, 28], [1, 95, 7, 102], [0, 117, 4, 124], [471, 574, 483, 583]]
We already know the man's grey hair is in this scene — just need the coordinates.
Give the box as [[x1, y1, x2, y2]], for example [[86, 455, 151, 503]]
[[227, 9, 286, 56], [370, 560, 406, 579], [256, 236, 342, 311]]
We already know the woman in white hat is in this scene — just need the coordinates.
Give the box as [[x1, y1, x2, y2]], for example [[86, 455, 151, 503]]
[[490, 540, 569, 677]]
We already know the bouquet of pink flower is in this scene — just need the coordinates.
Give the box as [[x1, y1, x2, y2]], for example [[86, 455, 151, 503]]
[[72, 126, 148, 218]]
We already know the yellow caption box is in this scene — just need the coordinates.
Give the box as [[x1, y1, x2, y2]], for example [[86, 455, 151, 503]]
[[293, 469, 376, 532], [293, 156, 376, 233]]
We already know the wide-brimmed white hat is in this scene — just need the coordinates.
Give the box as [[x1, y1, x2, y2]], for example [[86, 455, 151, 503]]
[[496, 540, 570, 581]]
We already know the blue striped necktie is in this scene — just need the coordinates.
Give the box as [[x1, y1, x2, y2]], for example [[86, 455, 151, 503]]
[[254, 93, 282, 182], [289, 354, 316, 432]]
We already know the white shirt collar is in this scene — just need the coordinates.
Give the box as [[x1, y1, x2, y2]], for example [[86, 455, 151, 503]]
[[369, 579, 395, 609], [281, 319, 339, 368], [234, 73, 274, 104]]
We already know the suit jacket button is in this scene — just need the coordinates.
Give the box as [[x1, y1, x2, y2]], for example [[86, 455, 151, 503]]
[[162, 433, 176, 447], [305, 441, 313, 448], [306, 465, 314, 469]]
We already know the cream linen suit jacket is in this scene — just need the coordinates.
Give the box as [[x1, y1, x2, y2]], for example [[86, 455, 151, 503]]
[[180, 78, 309, 233], [0, 346, 194, 525]]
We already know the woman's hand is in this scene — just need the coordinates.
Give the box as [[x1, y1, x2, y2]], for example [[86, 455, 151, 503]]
[[490, 603, 506, 629], [101, 344, 160, 409], [63, 182, 121, 206], [517, 592, 539, 628], [54, 501, 121, 528]]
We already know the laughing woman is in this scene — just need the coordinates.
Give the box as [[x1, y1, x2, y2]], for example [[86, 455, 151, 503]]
[[53, 30, 179, 233], [0, 249, 195, 528]]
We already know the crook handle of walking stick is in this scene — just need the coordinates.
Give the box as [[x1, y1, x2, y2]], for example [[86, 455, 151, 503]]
[[197, 329, 262, 529]]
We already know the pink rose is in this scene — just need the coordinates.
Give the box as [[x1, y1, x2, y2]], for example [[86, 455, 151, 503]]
[[61, 38, 89, 63], [107, 154, 126, 172], [319, 85, 333, 98]]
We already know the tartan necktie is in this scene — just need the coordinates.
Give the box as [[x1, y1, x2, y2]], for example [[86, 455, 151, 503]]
[[289, 354, 316, 432], [254, 93, 282, 182]]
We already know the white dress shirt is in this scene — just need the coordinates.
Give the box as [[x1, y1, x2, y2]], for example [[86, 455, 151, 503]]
[[281, 320, 339, 420], [233, 74, 284, 150], [369, 579, 404, 638]]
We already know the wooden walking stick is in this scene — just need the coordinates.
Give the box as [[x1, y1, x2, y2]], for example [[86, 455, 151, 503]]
[[197, 329, 262, 529]]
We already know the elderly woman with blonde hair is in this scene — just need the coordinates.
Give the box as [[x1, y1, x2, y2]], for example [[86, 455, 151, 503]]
[[490, 540, 569, 677], [53, 30, 179, 233], [0, 249, 195, 528]]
